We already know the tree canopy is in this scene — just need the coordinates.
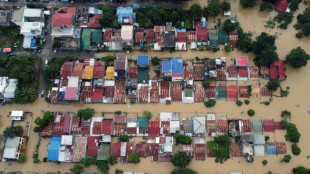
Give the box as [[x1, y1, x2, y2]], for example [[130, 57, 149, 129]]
[[281, 120, 301, 143], [174, 133, 192, 145], [251, 32, 276, 54], [77, 108, 95, 121], [240, 0, 256, 8], [43, 111, 55, 121], [285, 47, 310, 68], [70, 165, 84, 174], [222, 19, 239, 33], [189, 4, 203, 21], [118, 135, 132, 142], [171, 152, 192, 168], [80, 157, 96, 167], [204, 99, 216, 107], [129, 152, 140, 163], [266, 79, 280, 91], [221, 1, 231, 12], [236, 28, 252, 53], [97, 5, 117, 28], [107, 155, 118, 165], [96, 161, 109, 173], [207, 0, 221, 17], [293, 166, 310, 174], [259, 48, 279, 66], [214, 134, 230, 146], [3, 126, 23, 137], [171, 168, 198, 174]]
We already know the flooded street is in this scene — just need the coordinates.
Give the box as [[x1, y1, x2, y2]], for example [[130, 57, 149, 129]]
[[1, 0, 310, 173]]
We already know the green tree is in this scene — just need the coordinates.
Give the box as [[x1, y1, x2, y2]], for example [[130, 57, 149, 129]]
[[33, 126, 40, 133], [266, 79, 280, 91], [262, 160, 268, 166], [143, 110, 152, 120], [244, 99, 250, 105], [285, 123, 300, 143], [17, 155, 26, 163], [43, 111, 55, 121], [221, 1, 231, 12], [98, 5, 116, 28], [34, 117, 47, 129], [189, 4, 203, 21], [151, 56, 160, 65], [129, 152, 140, 163], [285, 47, 310, 68], [202, 81, 209, 89], [222, 19, 239, 33], [115, 169, 123, 174], [289, 0, 302, 11], [281, 110, 291, 120], [96, 161, 109, 173], [3, 126, 24, 137], [171, 168, 198, 174], [214, 134, 230, 146], [259, 48, 279, 66], [77, 108, 95, 121], [70, 165, 84, 174], [236, 100, 243, 106], [80, 157, 96, 167], [204, 99, 216, 107], [292, 143, 301, 155], [107, 155, 118, 165], [171, 152, 192, 168], [240, 0, 256, 8], [174, 133, 192, 145], [115, 111, 122, 115], [292, 166, 309, 174], [259, 2, 273, 11], [281, 155, 291, 163], [15, 87, 37, 104], [118, 135, 132, 142], [236, 31, 252, 53], [207, 0, 221, 17], [251, 32, 276, 54], [224, 44, 232, 52], [247, 109, 255, 116]]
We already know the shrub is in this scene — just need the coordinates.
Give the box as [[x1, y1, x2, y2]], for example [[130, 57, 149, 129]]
[[115, 111, 122, 115], [17, 155, 26, 163], [266, 79, 280, 91], [33, 126, 40, 133], [292, 143, 301, 155], [151, 56, 160, 65], [96, 161, 109, 173], [247, 109, 255, 116], [80, 157, 96, 167], [224, 44, 232, 52], [171, 168, 198, 174], [244, 99, 250, 105], [129, 152, 140, 163], [3, 126, 23, 137], [265, 136, 270, 141], [240, 0, 256, 8], [234, 136, 241, 143], [292, 166, 309, 174], [155, 70, 160, 77], [115, 169, 123, 174], [33, 158, 40, 163], [285, 123, 301, 143], [259, 2, 273, 11], [281, 110, 291, 120], [204, 99, 216, 107], [107, 155, 118, 166], [143, 110, 152, 120], [202, 81, 210, 89], [236, 100, 243, 106], [281, 155, 291, 163], [70, 164, 84, 173], [118, 135, 132, 142], [296, 32, 303, 38], [171, 152, 192, 168], [262, 160, 268, 166], [286, 47, 310, 68], [174, 133, 192, 145]]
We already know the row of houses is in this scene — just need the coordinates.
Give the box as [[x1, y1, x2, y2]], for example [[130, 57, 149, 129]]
[[48, 55, 285, 104], [0, 77, 18, 101], [38, 111, 286, 163]]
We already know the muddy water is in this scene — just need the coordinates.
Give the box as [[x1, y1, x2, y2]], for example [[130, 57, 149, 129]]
[[1, 1, 310, 173]]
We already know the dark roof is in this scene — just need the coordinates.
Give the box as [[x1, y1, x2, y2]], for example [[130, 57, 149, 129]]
[[197, 27, 208, 42], [0, 9, 13, 27], [240, 135, 254, 143], [128, 67, 138, 78], [103, 28, 113, 42], [114, 55, 127, 70], [164, 31, 176, 47]]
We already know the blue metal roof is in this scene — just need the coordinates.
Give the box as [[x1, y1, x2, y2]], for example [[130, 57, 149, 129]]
[[172, 57, 183, 74], [266, 145, 277, 154], [162, 60, 172, 73], [48, 136, 61, 161], [116, 6, 133, 18], [176, 29, 186, 33], [137, 55, 149, 66], [132, 4, 141, 9]]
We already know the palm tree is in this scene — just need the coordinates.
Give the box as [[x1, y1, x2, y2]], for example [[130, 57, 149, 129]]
[[16, 87, 37, 104], [107, 155, 118, 166]]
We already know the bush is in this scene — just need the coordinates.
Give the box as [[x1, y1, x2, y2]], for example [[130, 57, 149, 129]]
[[80, 157, 96, 167], [155, 70, 160, 77], [202, 81, 209, 89], [33, 158, 40, 163], [43, 111, 55, 121], [266, 79, 280, 91], [296, 31, 303, 38], [115, 111, 122, 115], [214, 134, 230, 146], [281, 110, 291, 120], [204, 99, 216, 107], [234, 136, 241, 143], [224, 44, 232, 52], [151, 56, 160, 65], [260, 2, 273, 11], [262, 160, 268, 166], [244, 99, 250, 105], [171, 168, 198, 174], [265, 136, 270, 141], [292, 166, 309, 174], [221, 1, 231, 12], [171, 152, 192, 168], [129, 152, 140, 163], [96, 161, 109, 173], [33, 126, 40, 133], [236, 100, 243, 106], [17, 155, 26, 163], [143, 110, 152, 120], [107, 155, 118, 165], [115, 169, 123, 174], [240, 0, 256, 8], [174, 133, 192, 145], [247, 109, 255, 116], [43, 157, 48, 162], [292, 143, 301, 155], [77, 108, 95, 121], [281, 155, 291, 163], [3, 126, 23, 137], [118, 135, 132, 142], [70, 165, 84, 174]]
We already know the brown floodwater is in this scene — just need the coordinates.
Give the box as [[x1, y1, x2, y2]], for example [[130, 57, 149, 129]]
[[1, 0, 310, 173]]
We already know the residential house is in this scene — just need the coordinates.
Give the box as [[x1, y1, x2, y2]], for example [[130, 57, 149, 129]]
[[183, 86, 194, 104], [160, 112, 180, 135], [145, 28, 154, 46], [60, 62, 73, 80], [10, 111, 24, 121], [206, 113, 216, 137], [159, 81, 171, 104], [114, 55, 128, 79], [172, 57, 183, 81], [87, 137, 99, 157], [19, 7, 44, 49], [62, 113, 71, 134], [134, 28, 144, 47], [121, 25, 134, 49], [149, 118, 160, 137], [179, 144, 194, 157], [137, 117, 149, 136], [82, 66, 94, 80], [81, 28, 102, 50], [127, 117, 137, 136], [229, 32, 238, 48], [0, 9, 14, 27], [236, 56, 249, 81], [137, 83, 148, 103], [51, 7, 80, 50], [192, 116, 206, 136], [102, 120, 113, 135], [59, 135, 74, 162], [103, 29, 122, 51], [113, 115, 126, 136], [3, 137, 23, 160], [196, 26, 208, 49], [175, 29, 186, 51], [195, 138, 206, 160], [154, 26, 165, 50], [137, 55, 149, 84], [90, 117, 103, 136], [227, 119, 242, 136], [103, 80, 115, 103], [180, 119, 193, 136], [116, 7, 135, 24], [240, 135, 254, 162], [48, 136, 61, 161], [71, 63, 84, 78], [162, 59, 172, 81], [219, 30, 228, 44], [105, 67, 115, 80], [253, 135, 265, 157], [0, 77, 8, 99], [64, 76, 80, 101], [208, 29, 218, 48], [164, 24, 175, 48], [274, 0, 289, 13], [187, 31, 197, 49], [3, 79, 18, 100], [158, 136, 173, 162], [97, 143, 110, 161], [80, 7, 102, 28], [148, 80, 159, 103], [270, 60, 286, 80], [72, 136, 87, 163]]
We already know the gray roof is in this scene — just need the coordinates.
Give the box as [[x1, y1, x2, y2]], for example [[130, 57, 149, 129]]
[[194, 137, 205, 144], [164, 31, 175, 48], [3, 137, 21, 159], [254, 135, 265, 145], [240, 135, 254, 144], [193, 116, 205, 134], [0, 9, 13, 27], [3, 79, 18, 99], [254, 144, 265, 156], [252, 120, 263, 133]]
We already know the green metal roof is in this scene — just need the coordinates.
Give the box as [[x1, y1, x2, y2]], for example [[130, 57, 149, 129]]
[[137, 117, 149, 129], [216, 86, 226, 100], [81, 28, 91, 50], [184, 88, 194, 97], [208, 32, 218, 48], [252, 120, 263, 133], [137, 67, 149, 83], [219, 30, 228, 44], [92, 29, 102, 43], [97, 144, 110, 161]]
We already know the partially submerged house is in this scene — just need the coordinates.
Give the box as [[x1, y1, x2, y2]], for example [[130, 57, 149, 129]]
[[114, 55, 128, 79], [64, 76, 81, 101], [192, 116, 206, 136], [121, 25, 134, 49], [164, 25, 175, 48], [172, 57, 183, 81], [116, 7, 135, 24], [3, 137, 24, 160], [253, 135, 265, 157], [270, 60, 286, 81], [196, 26, 208, 49], [3, 78, 18, 101], [274, 0, 289, 13], [240, 135, 254, 162], [154, 26, 165, 50], [236, 56, 249, 81], [162, 59, 172, 81], [175, 29, 186, 51]]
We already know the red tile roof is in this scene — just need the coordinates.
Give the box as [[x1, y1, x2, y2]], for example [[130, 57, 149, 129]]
[[229, 32, 238, 48], [270, 60, 286, 80], [128, 67, 138, 78], [52, 7, 76, 27], [39, 121, 53, 137], [177, 32, 186, 42], [227, 64, 237, 78], [242, 120, 251, 133], [145, 29, 154, 43], [261, 87, 271, 97], [217, 67, 226, 80], [101, 120, 113, 134], [71, 63, 84, 78], [114, 115, 126, 123], [114, 80, 126, 104], [274, 0, 289, 13], [104, 86, 114, 100], [217, 120, 228, 133], [239, 86, 249, 98], [114, 123, 126, 136], [91, 87, 103, 102], [80, 84, 92, 103], [236, 56, 248, 66], [138, 85, 148, 103], [193, 63, 204, 81], [276, 142, 287, 154], [64, 87, 77, 100], [187, 31, 196, 43], [149, 119, 160, 137], [227, 85, 238, 101], [196, 27, 208, 42], [160, 121, 170, 136], [87, 137, 99, 157], [149, 81, 159, 103], [126, 127, 137, 135], [62, 113, 70, 134], [155, 32, 165, 45], [93, 65, 105, 78], [171, 82, 182, 102], [193, 21, 201, 29], [160, 81, 170, 98], [112, 141, 121, 157], [263, 120, 275, 132], [238, 67, 248, 78], [249, 66, 259, 78], [87, 14, 102, 28], [230, 143, 241, 157], [60, 62, 73, 80], [206, 86, 215, 99], [81, 121, 90, 136], [194, 84, 205, 102]]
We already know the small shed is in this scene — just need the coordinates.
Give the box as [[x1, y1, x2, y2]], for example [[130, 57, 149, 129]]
[[11, 111, 24, 121], [266, 143, 277, 155]]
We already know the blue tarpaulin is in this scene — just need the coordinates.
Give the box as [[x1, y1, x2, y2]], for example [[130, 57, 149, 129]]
[[266, 145, 277, 154], [31, 39, 36, 48], [132, 4, 141, 9], [172, 57, 183, 74], [139, 42, 143, 48], [137, 55, 149, 66], [162, 60, 172, 73], [48, 136, 61, 161]]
